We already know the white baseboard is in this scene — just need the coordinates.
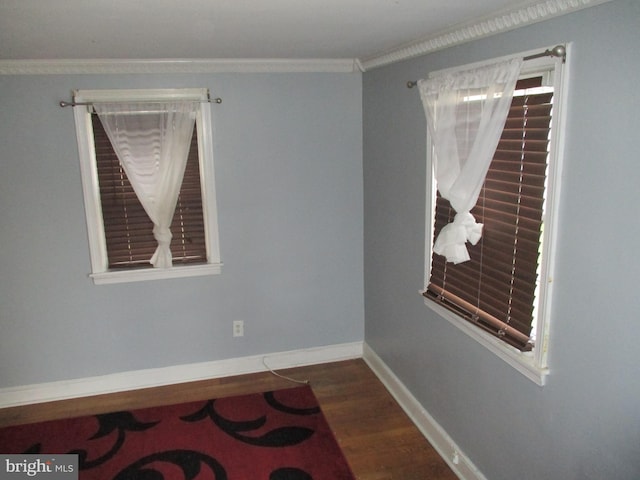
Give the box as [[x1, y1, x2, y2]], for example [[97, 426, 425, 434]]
[[0, 342, 363, 409], [363, 343, 487, 480]]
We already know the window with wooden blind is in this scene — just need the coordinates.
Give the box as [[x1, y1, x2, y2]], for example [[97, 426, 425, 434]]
[[422, 53, 568, 385], [73, 88, 222, 284], [93, 116, 207, 269], [425, 76, 551, 351]]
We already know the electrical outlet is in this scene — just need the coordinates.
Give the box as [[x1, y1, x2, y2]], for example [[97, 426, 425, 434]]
[[233, 320, 244, 337]]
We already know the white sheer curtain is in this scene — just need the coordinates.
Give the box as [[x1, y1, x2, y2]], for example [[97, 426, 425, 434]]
[[418, 58, 522, 264], [94, 102, 198, 268]]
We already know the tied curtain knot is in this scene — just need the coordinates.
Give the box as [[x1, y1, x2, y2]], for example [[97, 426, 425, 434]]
[[150, 225, 173, 268], [433, 212, 483, 264]]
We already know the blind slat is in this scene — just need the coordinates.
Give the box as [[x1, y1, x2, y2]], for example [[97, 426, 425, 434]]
[[424, 285, 533, 350]]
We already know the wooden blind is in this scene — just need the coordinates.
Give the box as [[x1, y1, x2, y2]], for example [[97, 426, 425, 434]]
[[92, 114, 207, 269], [424, 77, 552, 351]]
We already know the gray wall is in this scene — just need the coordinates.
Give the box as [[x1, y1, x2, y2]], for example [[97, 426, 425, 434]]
[[0, 72, 364, 388], [363, 0, 640, 479]]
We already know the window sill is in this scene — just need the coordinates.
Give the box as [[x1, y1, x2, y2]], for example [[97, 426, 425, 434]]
[[91, 263, 223, 285], [423, 295, 548, 386]]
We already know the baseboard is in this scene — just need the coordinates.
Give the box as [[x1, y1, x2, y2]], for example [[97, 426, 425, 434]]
[[0, 342, 363, 409], [362, 343, 487, 480]]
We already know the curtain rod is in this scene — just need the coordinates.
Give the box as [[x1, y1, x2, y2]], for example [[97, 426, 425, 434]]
[[59, 97, 222, 107], [406, 44, 566, 88]]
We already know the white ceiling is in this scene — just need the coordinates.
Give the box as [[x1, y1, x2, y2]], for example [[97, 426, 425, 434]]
[[0, 0, 579, 65]]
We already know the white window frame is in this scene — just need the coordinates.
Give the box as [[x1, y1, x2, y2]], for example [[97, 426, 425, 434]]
[[422, 46, 570, 385], [73, 88, 222, 284]]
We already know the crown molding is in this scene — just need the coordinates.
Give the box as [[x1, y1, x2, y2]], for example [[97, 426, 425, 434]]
[[360, 0, 613, 71], [0, 0, 612, 75], [0, 58, 360, 75]]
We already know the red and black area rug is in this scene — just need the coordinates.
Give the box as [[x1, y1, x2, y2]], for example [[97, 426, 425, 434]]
[[0, 385, 355, 479]]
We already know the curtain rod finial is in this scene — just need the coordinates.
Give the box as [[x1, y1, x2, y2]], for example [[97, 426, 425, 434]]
[[407, 80, 417, 89], [551, 44, 566, 59]]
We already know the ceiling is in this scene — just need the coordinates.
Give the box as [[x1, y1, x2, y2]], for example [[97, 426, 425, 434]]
[[0, 0, 584, 67]]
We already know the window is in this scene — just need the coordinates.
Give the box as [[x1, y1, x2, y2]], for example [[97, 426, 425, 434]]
[[73, 89, 222, 284], [422, 51, 568, 385]]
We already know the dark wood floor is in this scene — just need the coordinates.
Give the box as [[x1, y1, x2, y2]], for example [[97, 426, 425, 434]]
[[0, 359, 457, 479]]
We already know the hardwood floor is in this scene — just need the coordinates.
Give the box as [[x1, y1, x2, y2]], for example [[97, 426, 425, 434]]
[[0, 359, 457, 479]]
